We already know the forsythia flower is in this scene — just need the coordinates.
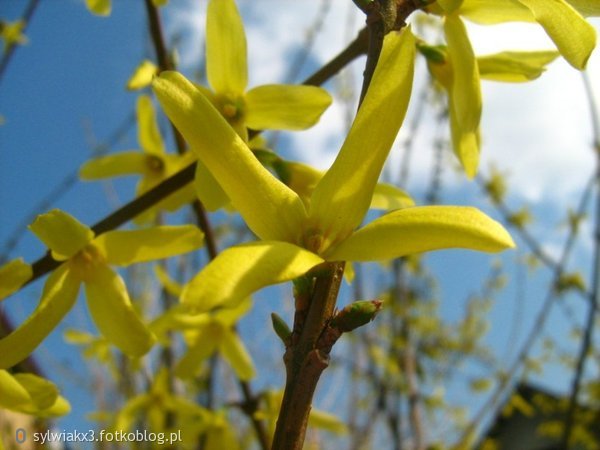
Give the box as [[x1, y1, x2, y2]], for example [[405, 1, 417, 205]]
[[80, 95, 195, 223], [422, 0, 598, 177], [151, 268, 255, 380], [152, 27, 515, 314], [0, 258, 32, 300], [110, 368, 226, 446], [255, 390, 348, 438], [0, 20, 28, 53], [0, 369, 70, 417], [0, 209, 204, 369], [191, 0, 333, 212], [198, 0, 332, 141], [85, 0, 168, 16]]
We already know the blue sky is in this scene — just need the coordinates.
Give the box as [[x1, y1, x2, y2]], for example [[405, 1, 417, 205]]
[[1, 0, 600, 446]]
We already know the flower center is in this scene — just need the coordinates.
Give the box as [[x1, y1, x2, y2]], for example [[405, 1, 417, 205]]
[[69, 243, 106, 282], [216, 94, 245, 122], [146, 155, 165, 174]]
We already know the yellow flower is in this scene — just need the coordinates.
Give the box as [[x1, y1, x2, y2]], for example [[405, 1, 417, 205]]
[[79, 95, 195, 222], [0, 209, 204, 369], [150, 269, 255, 380], [0, 369, 70, 417], [152, 27, 515, 314], [431, 0, 599, 70], [85, 0, 168, 17], [0, 258, 32, 301], [198, 0, 332, 141], [421, 0, 598, 178], [0, 20, 27, 52]]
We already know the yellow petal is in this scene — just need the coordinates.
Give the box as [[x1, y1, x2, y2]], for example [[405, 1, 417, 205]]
[[445, 14, 482, 178], [94, 225, 204, 266], [325, 206, 515, 262], [245, 85, 332, 130], [0, 258, 32, 301], [219, 329, 255, 381], [371, 183, 415, 210], [0, 370, 31, 409], [85, 0, 111, 16], [12, 373, 58, 410], [567, 0, 600, 16], [456, 0, 534, 23], [195, 160, 230, 211], [438, 0, 464, 13], [126, 60, 158, 91], [285, 161, 322, 207], [0, 265, 79, 369], [154, 265, 183, 297], [79, 153, 149, 180], [29, 210, 94, 260], [153, 71, 307, 242], [152, 0, 168, 6], [308, 410, 348, 434], [517, 0, 597, 69], [478, 50, 560, 82], [36, 395, 71, 417], [308, 28, 416, 253], [206, 0, 247, 94], [84, 265, 155, 357], [137, 95, 166, 155], [181, 241, 324, 313], [175, 327, 220, 378]]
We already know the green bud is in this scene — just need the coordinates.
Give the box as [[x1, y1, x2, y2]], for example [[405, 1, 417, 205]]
[[331, 300, 383, 333], [271, 312, 292, 344]]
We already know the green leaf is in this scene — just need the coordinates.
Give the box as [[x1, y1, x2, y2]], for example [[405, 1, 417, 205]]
[[84, 265, 155, 357], [153, 71, 308, 242], [478, 50, 560, 82], [29, 209, 94, 260], [245, 84, 332, 130], [517, 0, 597, 69], [181, 241, 324, 313], [93, 225, 204, 266], [0, 258, 32, 301], [325, 206, 515, 262], [309, 27, 416, 254], [0, 264, 80, 370], [206, 0, 247, 94]]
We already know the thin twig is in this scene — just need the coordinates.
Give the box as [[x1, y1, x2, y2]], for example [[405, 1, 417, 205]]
[[561, 69, 600, 450], [0, 0, 40, 86], [455, 172, 596, 448]]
